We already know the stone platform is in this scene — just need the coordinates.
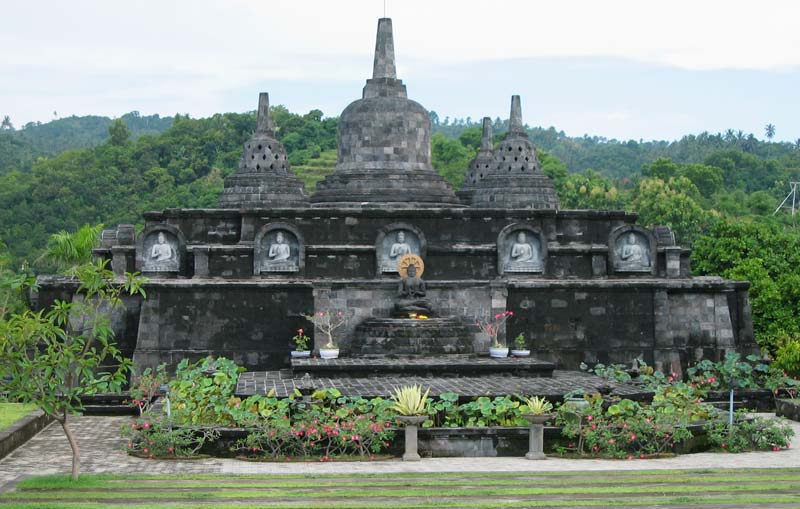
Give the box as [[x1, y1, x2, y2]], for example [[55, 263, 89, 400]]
[[291, 355, 554, 378], [351, 317, 474, 356], [235, 370, 651, 400]]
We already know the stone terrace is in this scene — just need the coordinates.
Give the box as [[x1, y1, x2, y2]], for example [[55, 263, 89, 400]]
[[235, 370, 651, 399]]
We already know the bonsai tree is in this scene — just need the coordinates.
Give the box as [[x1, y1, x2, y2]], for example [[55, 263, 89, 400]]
[[302, 310, 347, 349], [0, 259, 146, 480], [475, 310, 514, 348]]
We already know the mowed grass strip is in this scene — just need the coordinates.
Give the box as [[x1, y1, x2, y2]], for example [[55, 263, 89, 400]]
[[2, 493, 800, 509], [3, 469, 798, 508]]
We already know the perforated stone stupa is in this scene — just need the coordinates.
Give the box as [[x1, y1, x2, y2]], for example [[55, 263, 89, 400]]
[[457, 117, 495, 204], [311, 18, 460, 207], [218, 93, 309, 208], [471, 96, 560, 209]]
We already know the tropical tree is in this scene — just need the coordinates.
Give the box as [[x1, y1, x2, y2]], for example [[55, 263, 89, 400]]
[[0, 115, 12, 130], [0, 260, 147, 480], [765, 123, 776, 141], [37, 224, 103, 272], [108, 119, 130, 146], [629, 176, 709, 244]]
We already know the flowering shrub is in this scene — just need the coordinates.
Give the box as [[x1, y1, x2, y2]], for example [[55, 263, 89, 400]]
[[475, 310, 514, 348], [704, 411, 794, 452], [230, 388, 395, 460], [122, 418, 219, 459], [291, 328, 310, 351], [422, 394, 529, 427], [127, 364, 168, 417], [555, 394, 694, 459]]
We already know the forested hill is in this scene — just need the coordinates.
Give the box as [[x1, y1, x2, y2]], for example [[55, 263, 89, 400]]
[[432, 115, 800, 179], [0, 112, 172, 175], [0, 105, 799, 264]]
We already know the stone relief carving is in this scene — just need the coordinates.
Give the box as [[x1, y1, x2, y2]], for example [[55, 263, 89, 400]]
[[501, 229, 543, 273], [381, 229, 421, 273], [260, 230, 299, 272], [615, 232, 651, 272], [143, 231, 179, 272]]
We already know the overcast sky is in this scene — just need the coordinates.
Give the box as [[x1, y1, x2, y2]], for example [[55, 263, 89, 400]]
[[2, 0, 799, 141]]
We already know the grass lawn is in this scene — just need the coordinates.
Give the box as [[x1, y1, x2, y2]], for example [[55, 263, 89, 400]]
[[1, 468, 799, 508], [0, 403, 37, 431]]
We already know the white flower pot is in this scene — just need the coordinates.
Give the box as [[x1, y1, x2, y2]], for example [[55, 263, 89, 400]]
[[291, 350, 311, 358], [511, 349, 530, 357], [489, 347, 509, 358], [319, 348, 340, 359]]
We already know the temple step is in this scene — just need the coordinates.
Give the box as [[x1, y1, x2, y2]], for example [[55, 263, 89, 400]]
[[291, 355, 555, 378], [351, 317, 475, 356]]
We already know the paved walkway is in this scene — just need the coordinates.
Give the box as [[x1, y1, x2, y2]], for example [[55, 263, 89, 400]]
[[1, 414, 798, 492]]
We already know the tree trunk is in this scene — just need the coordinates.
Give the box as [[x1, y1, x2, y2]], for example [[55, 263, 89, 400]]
[[59, 413, 81, 481]]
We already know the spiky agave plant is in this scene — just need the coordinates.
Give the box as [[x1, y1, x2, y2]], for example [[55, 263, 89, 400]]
[[390, 384, 431, 416], [520, 395, 553, 415]]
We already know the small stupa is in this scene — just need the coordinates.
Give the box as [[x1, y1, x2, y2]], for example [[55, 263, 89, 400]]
[[457, 117, 495, 204], [217, 93, 309, 208], [471, 96, 560, 209]]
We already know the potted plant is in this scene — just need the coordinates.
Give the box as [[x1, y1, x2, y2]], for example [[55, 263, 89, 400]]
[[519, 395, 554, 460], [390, 384, 431, 461], [476, 310, 513, 358], [303, 310, 347, 359], [511, 333, 530, 357], [290, 328, 311, 358]]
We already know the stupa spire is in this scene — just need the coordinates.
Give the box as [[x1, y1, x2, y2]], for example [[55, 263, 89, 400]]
[[508, 95, 526, 136], [480, 117, 493, 151], [256, 92, 274, 134], [372, 18, 397, 79]]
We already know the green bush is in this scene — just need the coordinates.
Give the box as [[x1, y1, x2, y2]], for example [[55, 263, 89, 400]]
[[122, 418, 219, 458], [168, 356, 244, 425], [774, 337, 800, 378], [704, 412, 794, 452]]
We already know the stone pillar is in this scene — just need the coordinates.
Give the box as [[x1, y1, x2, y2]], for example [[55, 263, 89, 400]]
[[490, 281, 509, 344], [714, 292, 735, 349], [526, 423, 546, 460], [111, 247, 129, 276], [116, 224, 136, 246], [665, 247, 682, 278], [591, 253, 607, 277], [652, 289, 677, 375], [193, 246, 210, 278]]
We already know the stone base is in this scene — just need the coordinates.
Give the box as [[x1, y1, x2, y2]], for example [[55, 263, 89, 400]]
[[351, 317, 473, 356]]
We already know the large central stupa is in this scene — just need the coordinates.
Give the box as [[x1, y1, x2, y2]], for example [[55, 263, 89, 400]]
[[311, 18, 461, 207]]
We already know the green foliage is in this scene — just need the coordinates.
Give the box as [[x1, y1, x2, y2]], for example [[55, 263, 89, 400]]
[[703, 412, 793, 452], [580, 362, 632, 382], [0, 259, 147, 479], [168, 356, 245, 426], [687, 352, 771, 390], [629, 176, 709, 244], [774, 338, 800, 378], [692, 220, 800, 351], [0, 235, 36, 318], [36, 224, 103, 273], [291, 327, 310, 351], [560, 170, 623, 210], [518, 395, 553, 415], [107, 119, 130, 147], [430, 132, 475, 190]]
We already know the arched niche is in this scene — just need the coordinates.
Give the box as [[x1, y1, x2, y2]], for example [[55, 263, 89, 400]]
[[254, 223, 304, 275], [375, 222, 427, 275], [137, 224, 186, 275], [609, 225, 657, 275], [497, 223, 546, 275]]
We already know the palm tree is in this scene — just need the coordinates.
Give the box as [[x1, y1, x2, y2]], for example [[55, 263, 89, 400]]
[[0, 115, 12, 130], [37, 224, 104, 272], [765, 124, 776, 158]]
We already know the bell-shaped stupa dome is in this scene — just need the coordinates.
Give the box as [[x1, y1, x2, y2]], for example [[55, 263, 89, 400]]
[[471, 96, 560, 209], [311, 18, 460, 208], [217, 93, 309, 209]]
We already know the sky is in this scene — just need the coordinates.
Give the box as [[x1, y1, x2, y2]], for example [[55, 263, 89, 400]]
[[2, 0, 799, 142]]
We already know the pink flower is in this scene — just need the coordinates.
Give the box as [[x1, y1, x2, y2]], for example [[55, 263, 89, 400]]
[[143, 423, 150, 429], [586, 415, 593, 421], [630, 433, 636, 441], [708, 377, 716, 383], [608, 438, 615, 444]]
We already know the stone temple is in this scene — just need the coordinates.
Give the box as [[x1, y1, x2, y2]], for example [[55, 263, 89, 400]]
[[37, 18, 755, 394]]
